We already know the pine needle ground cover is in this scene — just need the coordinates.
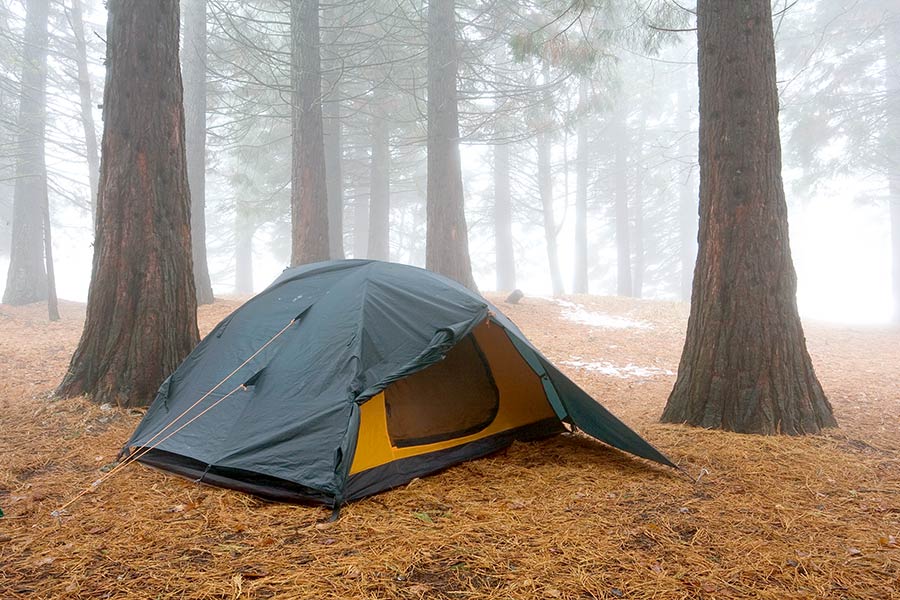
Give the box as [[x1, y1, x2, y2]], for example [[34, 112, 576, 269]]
[[1, 296, 897, 599]]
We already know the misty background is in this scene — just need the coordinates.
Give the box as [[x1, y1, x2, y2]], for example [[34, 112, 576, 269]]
[[0, 0, 895, 324]]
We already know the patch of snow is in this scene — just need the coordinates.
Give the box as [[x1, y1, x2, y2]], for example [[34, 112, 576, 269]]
[[551, 299, 651, 330], [562, 359, 674, 379]]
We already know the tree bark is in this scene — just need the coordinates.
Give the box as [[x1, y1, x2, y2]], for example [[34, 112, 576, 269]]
[[67, 0, 100, 230], [573, 80, 589, 295], [57, 0, 199, 408], [367, 99, 390, 261], [290, 0, 330, 266], [323, 78, 345, 259], [183, 0, 214, 304], [3, 0, 49, 305], [613, 113, 632, 297], [493, 138, 515, 291], [425, 0, 476, 291], [661, 0, 835, 434]]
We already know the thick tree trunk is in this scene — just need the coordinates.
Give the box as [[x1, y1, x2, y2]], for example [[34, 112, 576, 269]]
[[323, 79, 345, 259], [613, 115, 632, 297], [57, 0, 199, 408], [425, 0, 476, 291], [661, 0, 835, 434], [68, 0, 100, 229], [183, 0, 214, 304], [3, 0, 48, 305], [493, 139, 515, 291], [235, 207, 254, 295], [367, 101, 390, 261], [573, 81, 589, 294], [290, 0, 330, 266]]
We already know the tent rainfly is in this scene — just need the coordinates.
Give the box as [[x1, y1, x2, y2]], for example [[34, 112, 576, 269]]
[[123, 260, 674, 507]]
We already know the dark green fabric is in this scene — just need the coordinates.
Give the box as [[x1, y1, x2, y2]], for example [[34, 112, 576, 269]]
[[125, 260, 674, 503]]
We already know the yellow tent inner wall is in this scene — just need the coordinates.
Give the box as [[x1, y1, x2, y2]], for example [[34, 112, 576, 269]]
[[349, 320, 557, 475]]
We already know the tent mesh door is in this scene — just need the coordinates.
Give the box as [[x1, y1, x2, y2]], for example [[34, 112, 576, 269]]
[[385, 335, 499, 447]]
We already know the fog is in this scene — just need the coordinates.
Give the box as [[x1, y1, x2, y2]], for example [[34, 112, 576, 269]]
[[1, 0, 897, 325]]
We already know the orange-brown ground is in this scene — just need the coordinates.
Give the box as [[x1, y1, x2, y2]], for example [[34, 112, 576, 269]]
[[1, 295, 898, 599]]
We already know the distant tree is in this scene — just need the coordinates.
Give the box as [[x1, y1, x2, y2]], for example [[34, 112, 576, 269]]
[[3, 0, 49, 305], [493, 135, 515, 291], [661, 0, 836, 434], [537, 65, 564, 296], [572, 80, 589, 294], [889, 9, 900, 323], [425, 0, 476, 290], [65, 0, 100, 227], [322, 80, 345, 260], [612, 100, 632, 297], [367, 92, 391, 261], [290, 0, 330, 266], [183, 0, 214, 304], [57, 0, 199, 407]]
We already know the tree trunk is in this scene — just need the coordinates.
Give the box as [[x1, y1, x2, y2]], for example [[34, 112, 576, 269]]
[[885, 15, 900, 324], [493, 139, 515, 291], [57, 0, 199, 408], [68, 0, 100, 229], [183, 0, 214, 304], [235, 206, 254, 295], [3, 0, 48, 305], [323, 78, 345, 259], [891, 178, 899, 324], [613, 114, 632, 297], [538, 127, 564, 296], [290, 0, 330, 266], [632, 145, 644, 298], [41, 177, 58, 321], [573, 80, 589, 295], [367, 100, 390, 261], [0, 7, 10, 258], [661, 0, 835, 434], [425, 0, 476, 291], [353, 194, 369, 259]]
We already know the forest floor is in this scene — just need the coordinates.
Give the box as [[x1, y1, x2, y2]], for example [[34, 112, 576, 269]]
[[0, 294, 898, 599]]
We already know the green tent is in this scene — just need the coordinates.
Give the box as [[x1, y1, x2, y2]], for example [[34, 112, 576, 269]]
[[124, 260, 674, 506]]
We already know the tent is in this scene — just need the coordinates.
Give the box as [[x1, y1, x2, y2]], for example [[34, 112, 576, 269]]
[[123, 260, 674, 507]]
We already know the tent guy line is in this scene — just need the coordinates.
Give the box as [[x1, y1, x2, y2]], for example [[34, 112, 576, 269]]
[[51, 316, 300, 518]]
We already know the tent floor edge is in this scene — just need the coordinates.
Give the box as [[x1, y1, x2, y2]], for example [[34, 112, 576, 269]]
[[135, 448, 335, 506]]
